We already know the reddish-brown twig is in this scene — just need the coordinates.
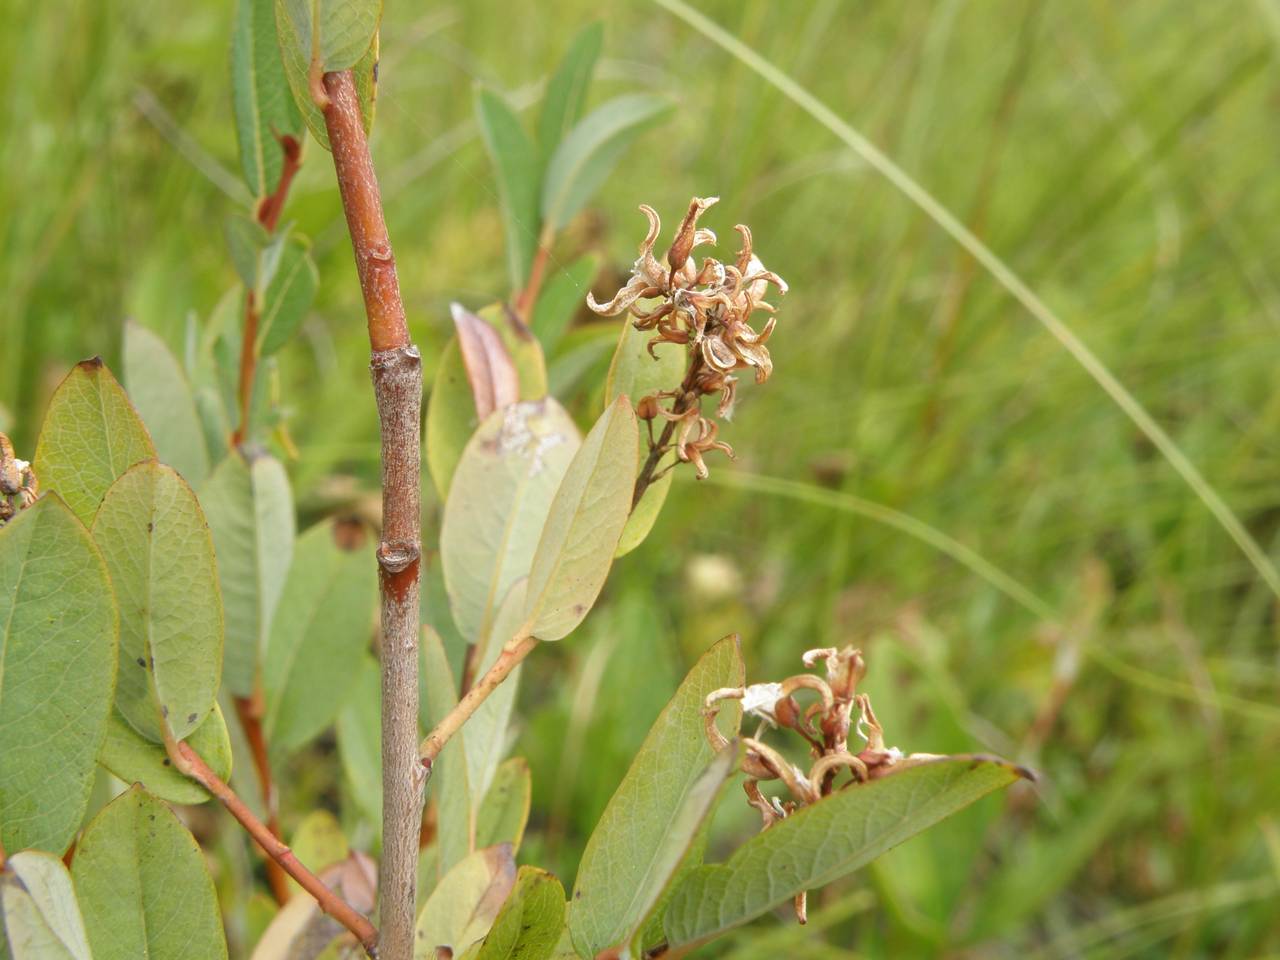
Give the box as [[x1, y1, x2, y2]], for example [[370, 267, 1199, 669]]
[[169, 740, 379, 958], [419, 631, 538, 769], [232, 691, 290, 904], [513, 227, 554, 321], [231, 133, 303, 449]]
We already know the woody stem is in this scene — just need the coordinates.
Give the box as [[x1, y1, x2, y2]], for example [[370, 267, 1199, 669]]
[[167, 739, 379, 957]]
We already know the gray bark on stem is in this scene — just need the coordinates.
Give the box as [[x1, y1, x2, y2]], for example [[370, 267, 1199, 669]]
[[322, 68, 424, 960]]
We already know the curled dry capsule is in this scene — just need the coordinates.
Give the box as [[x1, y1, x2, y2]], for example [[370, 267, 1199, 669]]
[[587, 198, 787, 482]]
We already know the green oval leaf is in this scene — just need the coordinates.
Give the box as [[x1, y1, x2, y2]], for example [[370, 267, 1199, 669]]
[[476, 758, 531, 854], [476, 88, 541, 291], [91, 461, 223, 742], [472, 866, 565, 960], [413, 845, 516, 960], [530, 254, 597, 354], [97, 703, 233, 806], [263, 519, 376, 754], [0, 851, 92, 960], [0, 496, 117, 856], [536, 22, 603, 160], [275, 0, 379, 148], [225, 214, 270, 288], [523, 396, 638, 641], [123, 323, 211, 489], [200, 452, 295, 697], [257, 235, 319, 356], [33, 359, 156, 526], [232, 0, 304, 200], [71, 785, 228, 960], [463, 582, 528, 811], [286, 810, 350, 900], [422, 626, 473, 879], [442, 398, 580, 646], [662, 756, 1032, 950], [604, 315, 686, 412], [615, 455, 672, 559], [335, 657, 381, 826], [568, 636, 743, 958], [605, 315, 686, 557], [541, 94, 673, 231]]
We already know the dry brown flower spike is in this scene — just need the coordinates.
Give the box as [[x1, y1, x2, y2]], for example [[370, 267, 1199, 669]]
[[588, 198, 787, 498]]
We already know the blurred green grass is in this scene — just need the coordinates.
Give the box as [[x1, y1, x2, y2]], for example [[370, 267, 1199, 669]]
[[5, 0, 1280, 956]]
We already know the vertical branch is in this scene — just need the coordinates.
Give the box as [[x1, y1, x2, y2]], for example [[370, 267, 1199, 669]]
[[232, 692, 290, 904], [229, 134, 304, 904], [231, 133, 303, 449], [513, 226, 554, 321], [322, 68, 423, 960]]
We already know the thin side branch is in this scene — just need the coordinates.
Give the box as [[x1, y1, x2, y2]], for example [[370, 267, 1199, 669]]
[[169, 740, 379, 958], [232, 692, 290, 905], [632, 355, 704, 508], [228, 135, 304, 900], [231, 133, 303, 449], [513, 226, 554, 321], [322, 68, 422, 960], [419, 632, 538, 769]]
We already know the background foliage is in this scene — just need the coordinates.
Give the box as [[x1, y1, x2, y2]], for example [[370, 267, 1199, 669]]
[[2, 0, 1279, 956]]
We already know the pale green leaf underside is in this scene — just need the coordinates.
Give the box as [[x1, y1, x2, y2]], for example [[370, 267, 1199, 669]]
[[72, 785, 228, 960], [92, 461, 223, 742], [0, 851, 92, 960], [275, 0, 378, 149], [98, 703, 233, 806], [442, 398, 580, 647], [263, 519, 375, 754], [428, 308, 549, 501], [663, 756, 1029, 948], [32, 359, 156, 527], [232, 0, 304, 199], [201, 452, 295, 696], [422, 626, 473, 879], [569, 635, 743, 958], [616, 455, 672, 558], [604, 315, 686, 412], [335, 656, 381, 826], [541, 94, 672, 231], [471, 866, 565, 960], [413, 845, 516, 960], [475, 757, 531, 854], [524, 396, 638, 641], [462, 582, 527, 811], [605, 319, 685, 558], [123, 322, 211, 489], [0, 496, 117, 856], [478, 303, 549, 401]]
